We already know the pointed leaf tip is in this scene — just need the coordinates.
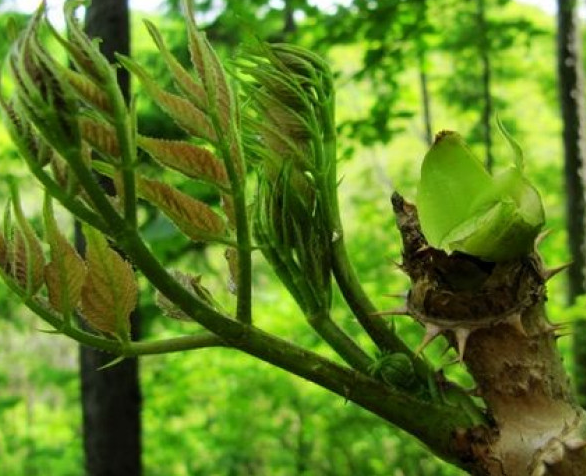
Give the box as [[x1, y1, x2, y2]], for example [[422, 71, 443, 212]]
[[80, 226, 137, 338], [43, 197, 87, 314], [496, 114, 524, 171]]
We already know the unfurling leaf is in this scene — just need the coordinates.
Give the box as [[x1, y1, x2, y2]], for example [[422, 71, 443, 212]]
[[80, 226, 137, 338], [63, 69, 112, 114], [138, 177, 226, 242], [8, 5, 81, 151], [138, 136, 228, 188], [0, 98, 49, 167], [143, 19, 208, 111], [117, 55, 216, 142], [416, 130, 545, 262], [183, 0, 232, 130], [10, 186, 45, 295], [43, 197, 86, 315], [80, 116, 120, 158], [52, 0, 112, 83]]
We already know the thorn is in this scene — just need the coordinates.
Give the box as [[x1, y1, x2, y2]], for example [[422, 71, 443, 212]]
[[554, 332, 572, 341], [391, 260, 408, 274], [535, 229, 553, 247], [36, 328, 62, 334], [455, 328, 471, 362], [542, 321, 571, 333], [415, 244, 431, 254], [372, 307, 410, 317], [544, 262, 572, 281], [415, 324, 442, 356], [97, 355, 125, 371], [507, 313, 527, 336], [564, 438, 586, 452]]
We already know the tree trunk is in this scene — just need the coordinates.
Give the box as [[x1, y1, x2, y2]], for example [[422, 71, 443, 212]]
[[556, 0, 586, 407], [392, 194, 586, 475], [476, 0, 493, 171], [77, 1, 143, 475]]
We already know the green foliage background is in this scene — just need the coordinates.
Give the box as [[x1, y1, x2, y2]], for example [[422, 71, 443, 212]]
[[0, 1, 578, 474]]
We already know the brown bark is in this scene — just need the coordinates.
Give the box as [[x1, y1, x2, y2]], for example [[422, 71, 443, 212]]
[[392, 193, 586, 475], [77, 1, 142, 475]]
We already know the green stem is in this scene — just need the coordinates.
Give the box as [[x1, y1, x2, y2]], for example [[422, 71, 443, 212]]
[[87, 230, 487, 466], [210, 109, 252, 325], [19, 146, 109, 234], [128, 333, 225, 355], [60, 145, 127, 236], [0, 227, 484, 465], [308, 312, 372, 373], [104, 75, 137, 228], [1, 262, 225, 355], [318, 88, 432, 380]]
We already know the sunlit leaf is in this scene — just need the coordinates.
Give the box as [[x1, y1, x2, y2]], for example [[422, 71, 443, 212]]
[[43, 197, 86, 315], [138, 135, 228, 188], [80, 226, 137, 338], [138, 177, 227, 242]]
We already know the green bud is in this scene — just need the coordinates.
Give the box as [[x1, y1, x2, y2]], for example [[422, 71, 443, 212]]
[[416, 128, 544, 262]]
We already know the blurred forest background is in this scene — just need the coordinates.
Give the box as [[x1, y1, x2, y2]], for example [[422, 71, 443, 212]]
[[0, 0, 582, 474]]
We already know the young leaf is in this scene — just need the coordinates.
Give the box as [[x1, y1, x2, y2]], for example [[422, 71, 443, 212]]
[[416, 131, 494, 247], [63, 69, 113, 115], [52, 0, 112, 83], [182, 0, 232, 130], [137, 136, 228, 188], [416, 130, 545, 262], [80, 226, 137, 339], [137, 177, 227, 242], [80, 116, 120, 159], [142, 19, 208, 111], [10, 185, 45, 295], [43, 197, 87, 316], [117, 55, 216, 142], [9, 7, 81, 152]]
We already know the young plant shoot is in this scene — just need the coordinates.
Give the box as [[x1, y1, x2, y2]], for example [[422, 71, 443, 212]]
[[0, 2, 584, 475]]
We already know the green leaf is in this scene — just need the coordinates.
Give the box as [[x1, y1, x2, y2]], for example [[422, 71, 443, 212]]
[[416, 131, 493, 247], [416, 130, 544, 262], [80, 225, 137, 339], [43, 196, 87, 317], [137, 177, 227, 242], [10, 183, 45, 296]]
